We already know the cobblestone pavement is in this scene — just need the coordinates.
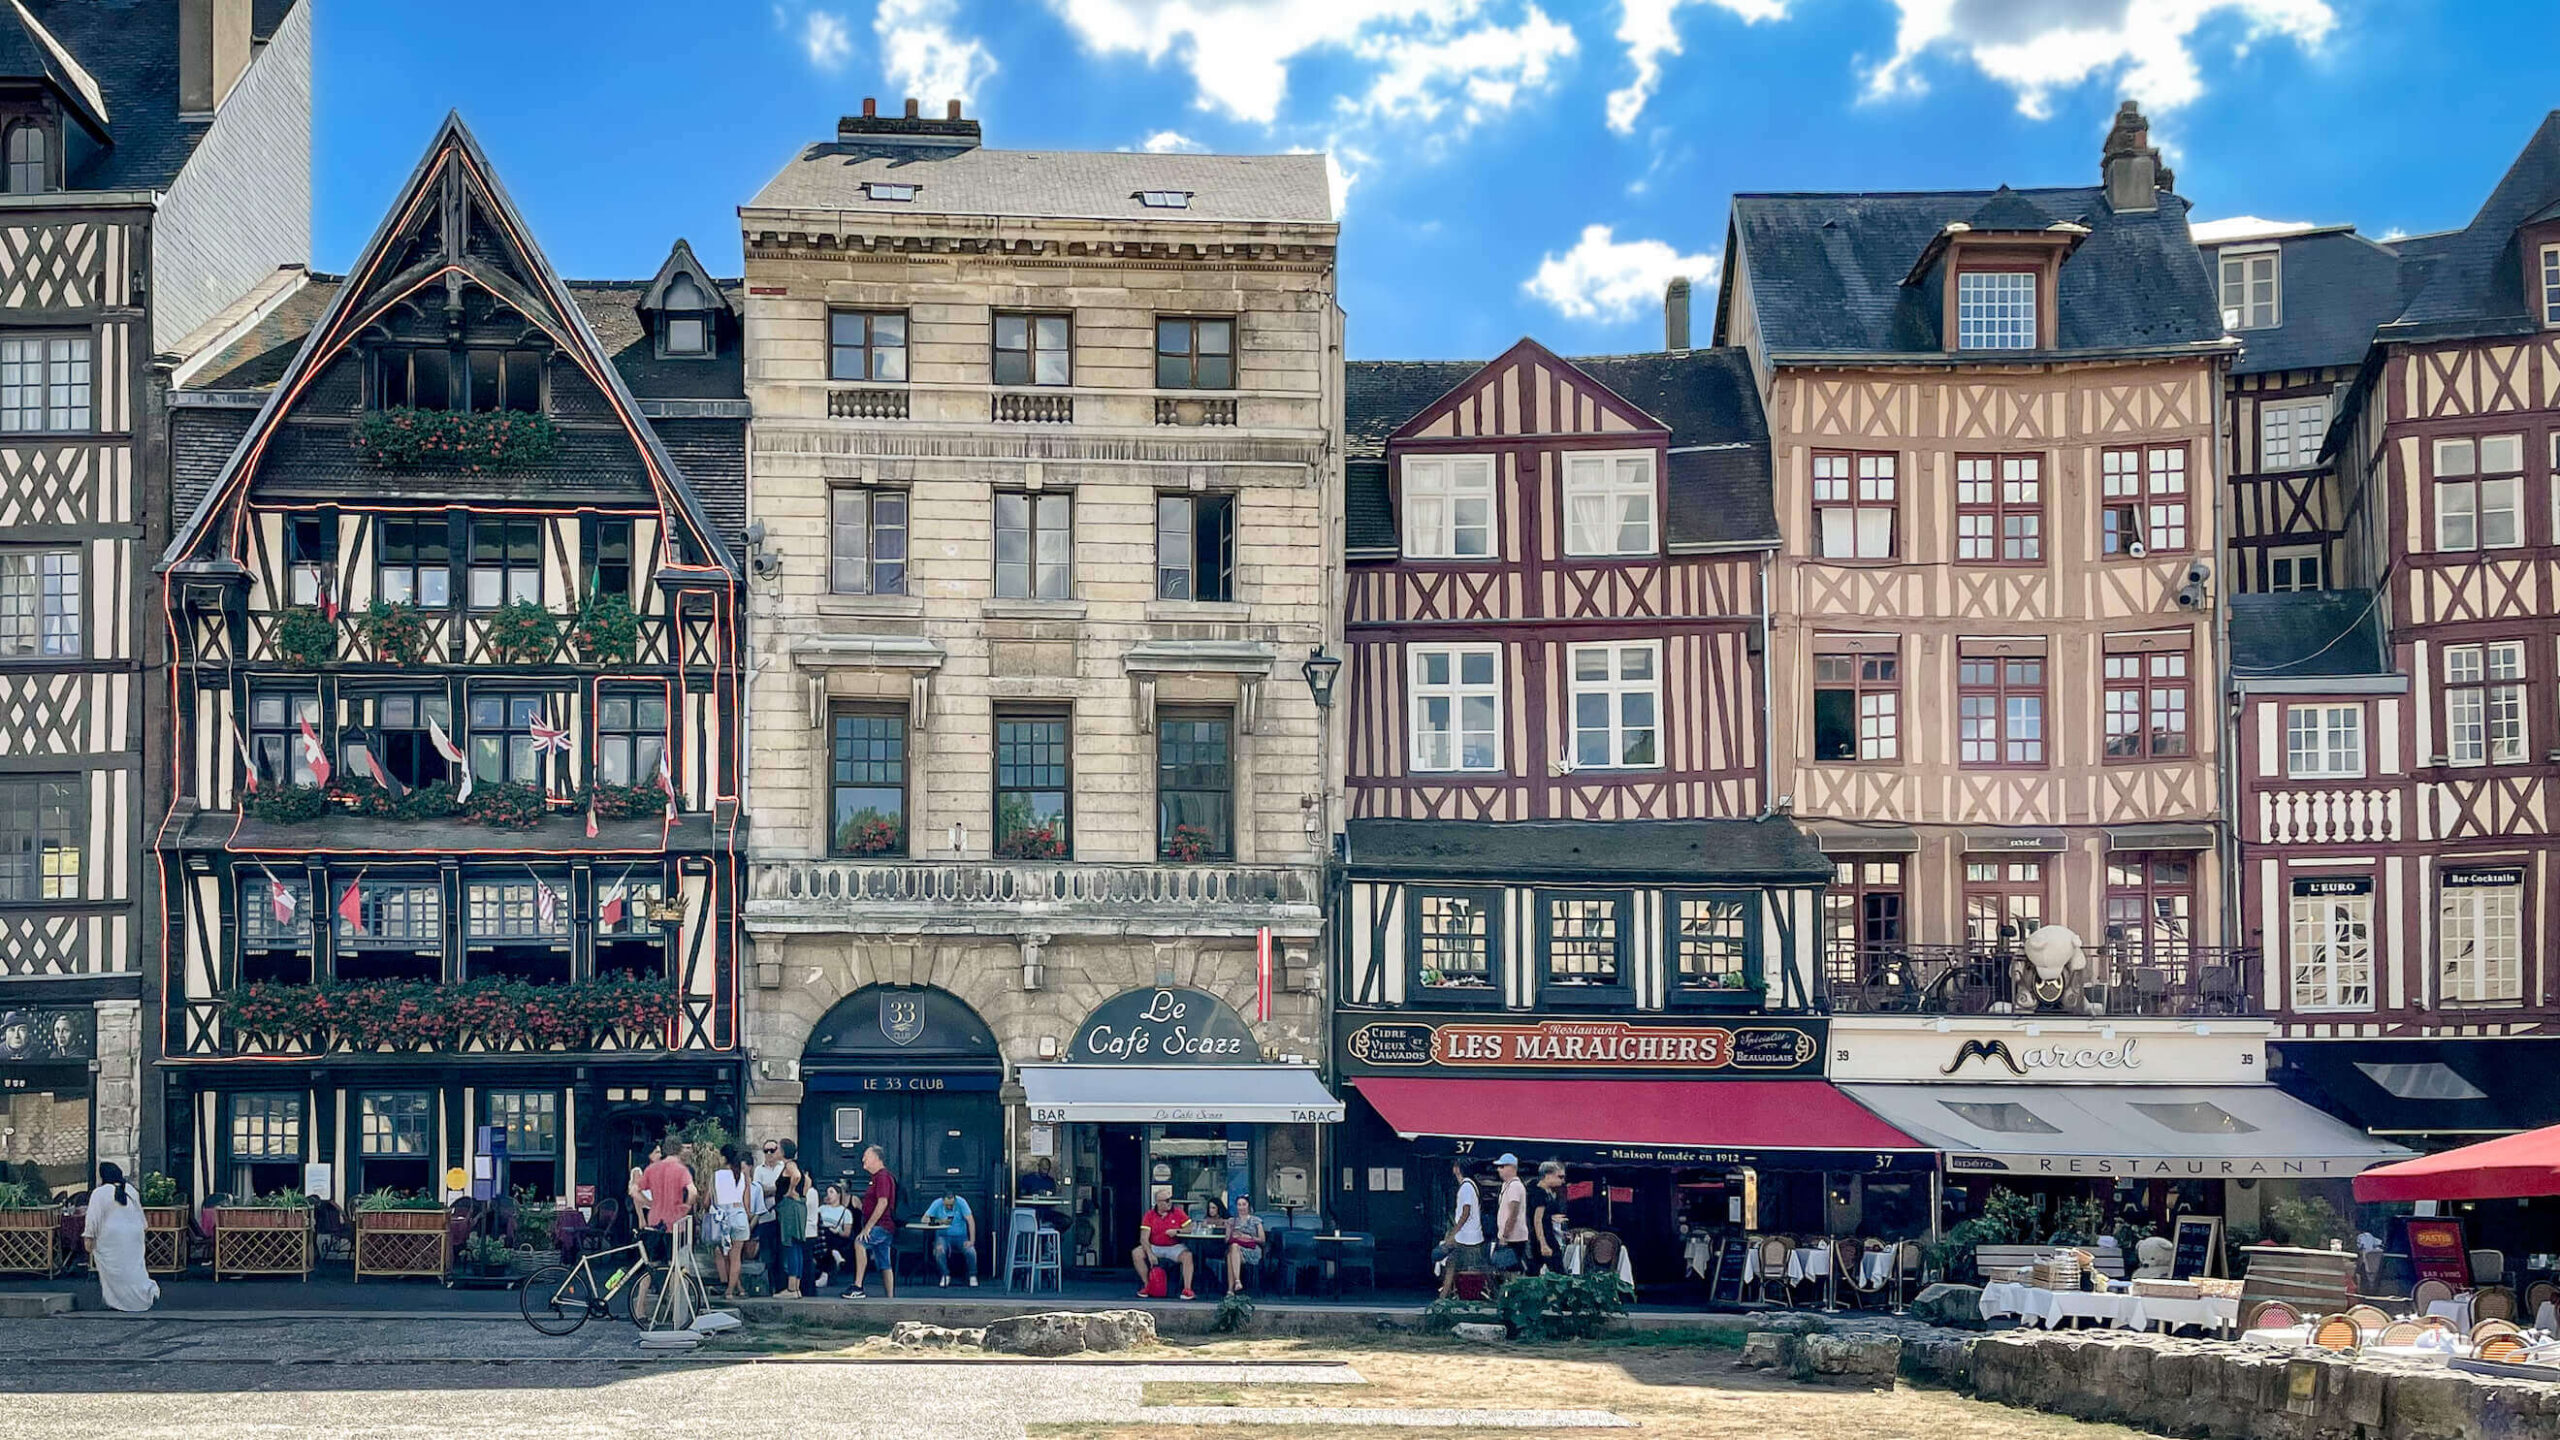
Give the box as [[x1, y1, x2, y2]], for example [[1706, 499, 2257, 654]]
[[0, 1318, 1632, 1439]]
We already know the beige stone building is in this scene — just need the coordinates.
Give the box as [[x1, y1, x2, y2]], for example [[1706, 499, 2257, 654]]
[[738, 102, 1342, 1271]]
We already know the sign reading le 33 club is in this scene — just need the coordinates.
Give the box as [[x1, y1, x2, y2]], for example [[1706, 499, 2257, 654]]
[[1339, 1014, 1824, 1077]]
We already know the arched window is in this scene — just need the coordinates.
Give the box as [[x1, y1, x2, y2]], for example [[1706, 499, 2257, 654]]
[[6, 124, 48, 194]]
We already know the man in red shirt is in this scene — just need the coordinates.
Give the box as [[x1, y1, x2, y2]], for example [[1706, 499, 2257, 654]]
[[845, 1144, 898, 1299], [639, 1142, 697, 1261], [1129, 1184, 1196, 1300]]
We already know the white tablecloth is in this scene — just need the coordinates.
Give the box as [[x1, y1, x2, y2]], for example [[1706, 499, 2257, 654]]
[[1858, 1251, 1895, 1288], [1683, 1236, 1715, 1278], [2428, 1298, 2475, 1331], [2242, 1326, 2313, 1349], [1982, 1283, 2237, 1334], [1786, 1247, 1833, 1283]]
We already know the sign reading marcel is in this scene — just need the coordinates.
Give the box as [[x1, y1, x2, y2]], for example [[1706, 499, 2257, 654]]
[[1830, 1017, 2265, 1084], [1071, 987, 1264, 1065], [1341, 1014, 1823, 1077]]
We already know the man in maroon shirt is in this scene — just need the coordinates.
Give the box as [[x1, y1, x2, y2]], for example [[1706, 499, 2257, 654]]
[[845, 1144, 898, 1298]]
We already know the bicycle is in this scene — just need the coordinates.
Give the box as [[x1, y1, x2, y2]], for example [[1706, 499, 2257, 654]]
[[520, 1235, 663, 1336]]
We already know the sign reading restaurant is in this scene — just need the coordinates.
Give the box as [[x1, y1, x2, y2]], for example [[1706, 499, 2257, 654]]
[[1946, 1151, 2368, 1178], [1341, 1014, 1825, 1078]]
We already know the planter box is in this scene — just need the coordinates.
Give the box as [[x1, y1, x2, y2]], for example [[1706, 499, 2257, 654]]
[[352, 1209, 449, 1282], [213, 1207, 314, 1281], [144, 1207, 188, 1275], [0, 1207, 58, 1276]]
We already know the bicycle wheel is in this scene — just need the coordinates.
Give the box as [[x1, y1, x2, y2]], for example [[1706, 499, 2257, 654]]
[[625, 1267, 658, 1330], [521, 1264, 593, 1336]]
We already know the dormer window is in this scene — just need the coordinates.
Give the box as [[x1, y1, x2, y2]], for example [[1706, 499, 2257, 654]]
[[1956, 271, 2038, 349], [864, 182, 918, 203], [3, 122, 48, 194], [2220, 248, 2279, 330], [1137, 190, 1193, 209], [2540, 244, 2560, 328], [658, 275, 713, 358]]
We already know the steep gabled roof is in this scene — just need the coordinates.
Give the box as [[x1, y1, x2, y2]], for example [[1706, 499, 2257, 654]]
[[2209, 227, 2411, 376], [2378, 111, 2560, 343], [163, 113, 740, 579], [638, 238, 736, 321], [0, 0, 107, 138], [14, 0, 308, 192]]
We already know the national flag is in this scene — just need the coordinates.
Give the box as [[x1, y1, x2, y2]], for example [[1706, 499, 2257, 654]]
[[599, 877, 627, 928], [534, 879, 559, 932], [655, 749, 678, 821], [234, 728, 260, 794], [585, 794, 599, 839], [357, 743, 405, 798], [265, 873, 298, 928], [426, 715, 473, 803], [1255, 926, 1272, 1024], [528, 719, 571, 755], [296, 716, 332, 787], [336, 874, 364, 929]]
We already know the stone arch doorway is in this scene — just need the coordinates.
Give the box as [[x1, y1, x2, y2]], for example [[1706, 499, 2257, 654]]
[[798, 985, 1004, 1280]]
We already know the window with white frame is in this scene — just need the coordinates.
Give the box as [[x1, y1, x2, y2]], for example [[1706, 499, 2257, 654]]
[[0, 550, 78, 658], [2220, 250, 2279, 330], [1560, 452, 1656, 556], [2444, 641, 2526, 766], [2285, 704, 2364, 779], [1408, 645, 1501, 772], [1401, 455, 1495, 560], [1568, 642, 1660, 769], [0, 336, 89, 434], [1811, 451, 1897, 559], [2101, 445, 2190, 554], [2440, 866, 2523, 1004], [1956, 271, 2037, 350], [2543, 244, 2560, 328], [2289, 878, 2372, 1010], [2434, 435, 2525, 550], [2258, 397, 2327, 471], [2267, 545, 2324, 593]]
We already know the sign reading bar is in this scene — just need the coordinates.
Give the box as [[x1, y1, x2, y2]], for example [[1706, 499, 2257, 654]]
[[2444, 867, 2526, 889], [1344, 1015, 1823, 1077], [1071, 987, 1263, 1065]]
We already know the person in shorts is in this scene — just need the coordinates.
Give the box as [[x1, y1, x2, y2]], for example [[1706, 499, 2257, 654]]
[[708, 1145, 754, 1300], [1130, 1185, 1197, 1300], [845, 1145, 898, 1299], [1438, 1159, 1485, 1298]]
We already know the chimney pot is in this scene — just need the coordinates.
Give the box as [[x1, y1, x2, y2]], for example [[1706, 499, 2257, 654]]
[[947, 100, 962, 120], [1664, 276, 1693, 352], [904, 98, 920, 119], [862, 97, 878, 118], [2101, 99, 2167, 213]]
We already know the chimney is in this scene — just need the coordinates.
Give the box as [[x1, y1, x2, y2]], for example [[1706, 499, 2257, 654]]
[[178, 0, 252, 117], [837, 97, 984, 156], [1664, 276, 1693, 351], [862, 97, 878, 118], [2101, 100, 2173, 213], [947, 100, 962, 121], [903, 98, 920, 119]]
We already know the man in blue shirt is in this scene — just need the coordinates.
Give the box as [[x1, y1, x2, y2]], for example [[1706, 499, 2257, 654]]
[[921, 1188, 978, 1287]]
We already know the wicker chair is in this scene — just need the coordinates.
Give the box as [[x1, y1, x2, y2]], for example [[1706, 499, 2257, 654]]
[[2479, 1335, 2529, 1363], [2247, 1300, 2301, 1331], [2346, 1303, 2391, 1332], [2475, 1285, 2519, 1322], [2413, 1278, 2456, 1308], [1755, 1236, 1793, 1307], [2525, 1280, 2557, 1322], [1895, 1240, 1926, 1307], [2311, 1314, 2360, 1351], [2377, 1321, 2425, 1347], [2419, 1315, 2457, 1334], [2471, 1318, 2525, 1345]]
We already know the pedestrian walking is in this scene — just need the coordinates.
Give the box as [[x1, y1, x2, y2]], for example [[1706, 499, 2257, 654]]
[[845, 1144, 898, 1299], [1437, 1159, 1485, 1299], [710, 1145, 754, 1300], [1528, 1160, 1569, 1274], [1493, 1153, 1529, 1272], [82, 1163, 156, 1313]]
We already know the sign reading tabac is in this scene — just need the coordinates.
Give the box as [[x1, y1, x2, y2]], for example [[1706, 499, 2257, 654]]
[[1343, 1015, 1823, 1077]]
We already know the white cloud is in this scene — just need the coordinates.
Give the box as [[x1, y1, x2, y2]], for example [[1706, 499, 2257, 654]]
[[1524, 225, 1718, 323], [1288, 143, 1364, 219], [1140, 130, 1207, 152], [1042, 0, 1572, 132], [800, 9, 854, 69], [1865, 0, 2334, 119], [876, 0, 996, 104], [1606, 0, 1788, 134], [2189, 214, 2318, 244]]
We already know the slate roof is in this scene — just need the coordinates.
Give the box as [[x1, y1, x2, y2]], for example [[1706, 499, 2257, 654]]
[[1347, 817, 1833, 885], [2211, 227, 2412, 376], [748, 143, 1333, 225], [2228, 590, 2390, 679], [1342, 347, 1776, 554], [11, 0, 305, 192], [1725, 186, 2227, 358], [2377, 111, 2560, 342]]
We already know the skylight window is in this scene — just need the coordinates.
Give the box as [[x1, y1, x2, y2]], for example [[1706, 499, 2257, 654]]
[[1137, 190, 1194, 210], [864, 182, 918, 203], [2353, 1061, 2487, 1101]]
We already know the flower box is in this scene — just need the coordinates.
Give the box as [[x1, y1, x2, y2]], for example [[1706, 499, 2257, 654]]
[[0, 1207, 58, 1276], [353, 1208, 450, 1282], [144, 1206, 189, 1275], [213, 1206, 314, 1281]]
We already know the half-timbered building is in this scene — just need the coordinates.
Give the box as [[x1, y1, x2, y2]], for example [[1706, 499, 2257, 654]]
[[1717, 104, 2251, 1027], [1330, 340, 1921, 1288], [0, 0, 308, 1197], [152, 117, 744, 1209]]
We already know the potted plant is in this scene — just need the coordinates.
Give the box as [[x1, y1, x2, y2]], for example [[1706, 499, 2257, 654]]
[[1160, 823, 1217, 862], [331, 777, 458, 821], [214, 1187, 315, 1281], [242, 783, 330, 825], [357, 598, 435, 665], [485, 599, 561, 665], [0, 1181, 58, 1276], [463, 781, 550, 830], [139, 1172, 188, 1274], [352, 1188, 450, 1282], [354, 407, 560, 473], [453, 1230, 515, 1282], [571, 590, 640, 664], [836, 814, 901, 856], [996, 823, 1066, 860], [272, 604, 336, 667], [583, 781, 662, 823]]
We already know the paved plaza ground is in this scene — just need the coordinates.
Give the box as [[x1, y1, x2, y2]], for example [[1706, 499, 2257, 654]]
[[0, 1313, 2175, 1440]]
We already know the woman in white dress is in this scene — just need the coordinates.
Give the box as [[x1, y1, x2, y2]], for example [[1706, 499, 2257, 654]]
[[82, 1162, 158, 1313]]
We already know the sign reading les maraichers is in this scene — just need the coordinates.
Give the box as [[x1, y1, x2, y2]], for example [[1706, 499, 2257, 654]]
[[1343, 1015, 1822, 1077], [1072, 986, 1264, 1064]]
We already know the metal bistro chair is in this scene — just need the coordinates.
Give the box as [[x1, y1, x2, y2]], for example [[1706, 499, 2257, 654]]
[[2310, 1314, 2360, 1352], [1003, 1206, 1061, 1294], [2475, 1285, 2520, 1323], [2471, 1250, 2508, 1288], [1330, 1231, 1378, 1296]]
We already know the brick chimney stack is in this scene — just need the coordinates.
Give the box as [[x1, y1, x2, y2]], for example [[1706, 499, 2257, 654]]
[[903, 98, 920, 119], [948, 100, 963, 120], [1664, 276, 1692, 351], [2101, 100, 2173, 213], [862, 97, 878, 118]]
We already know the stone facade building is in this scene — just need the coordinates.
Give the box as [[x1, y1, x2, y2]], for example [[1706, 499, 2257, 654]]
[[738, 103, 1341, 1266]]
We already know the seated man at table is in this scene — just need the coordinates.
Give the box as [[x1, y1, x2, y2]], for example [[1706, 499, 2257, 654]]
[[1223, 1195, 1268, 1296], [921, 1187, 978, 1288], [1131, 1185, 1196, 1300]]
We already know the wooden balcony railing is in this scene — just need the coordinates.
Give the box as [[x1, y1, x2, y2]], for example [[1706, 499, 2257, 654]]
[[1824, 941, 2260, 1017], [2257, 786, 2402, 844]]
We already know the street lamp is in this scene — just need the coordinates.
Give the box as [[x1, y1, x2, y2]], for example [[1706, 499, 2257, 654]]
[[1300, 647, 1342, 711]]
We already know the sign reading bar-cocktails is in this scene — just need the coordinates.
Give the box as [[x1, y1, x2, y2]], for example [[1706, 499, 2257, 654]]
[[1340, 1014, 1824, 1078]]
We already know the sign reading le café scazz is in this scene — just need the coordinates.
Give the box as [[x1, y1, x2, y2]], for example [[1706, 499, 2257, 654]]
[[1341, 1014, 1824, 1077]]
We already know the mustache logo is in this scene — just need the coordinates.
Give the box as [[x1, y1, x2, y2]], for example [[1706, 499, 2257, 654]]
[[1941, 1038, 2028, 1076]]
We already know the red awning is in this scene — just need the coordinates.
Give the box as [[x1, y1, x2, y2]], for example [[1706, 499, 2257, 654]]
[[1355, 1077, 1926, 1159], [2353, 1124, 2560, 1203]]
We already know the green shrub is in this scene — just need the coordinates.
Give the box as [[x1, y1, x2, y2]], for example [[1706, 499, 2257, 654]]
[[463, 781, 550, 829], [1496, 1269, 1628, 1342], [2263, 1195, 2349, 1250], [1420, 1296, 1501, 1334], [355, 1187, 444, 1212], [572, 591, 640, 663], [273, 605, 336, 666], [0, 1180, 48, 1209], [137, 1172, 180, 1207], [242, 783, 328, 824], [355, 408, 559, 473], [358, 599, 435, 665], [1211, 1289, 1255, 1334]]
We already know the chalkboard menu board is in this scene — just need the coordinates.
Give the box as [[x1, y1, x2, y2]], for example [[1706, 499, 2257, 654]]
[[2172, 1216, 2224, 1279], [1710, 1236, 1751, 1306]]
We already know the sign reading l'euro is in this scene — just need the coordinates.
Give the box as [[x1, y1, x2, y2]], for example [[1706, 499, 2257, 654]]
[[1342, 1015, 1824, 1077]]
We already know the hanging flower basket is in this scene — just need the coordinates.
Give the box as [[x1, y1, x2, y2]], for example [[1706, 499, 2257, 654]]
[[583, 782, 662, 823], [330, 778, 459, 821], [354, 408, 559, 473], [220, 979, 680, 1054], [273, 605, 336, 667], [463, 781, 550, 830], [358, 599, 435, 665], [1160, 823, 1217, 862], [485, 600, 561, 665]]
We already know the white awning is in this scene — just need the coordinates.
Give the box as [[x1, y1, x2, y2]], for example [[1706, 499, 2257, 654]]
[[1019, 1064, 1344, 1125], [1840, 1082, 2410, 1180]]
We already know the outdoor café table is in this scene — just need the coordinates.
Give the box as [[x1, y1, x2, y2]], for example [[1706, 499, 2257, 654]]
[[2428, 1296, 2476, 1331], [2123, 1292, 2242, 1334], [1856, 1249, 1894, 1289], [1981, 1282, 2136, 1330], [1173, 1227, 1227, 1269], [1311, 1232, 1362, 1297], [2242, 1326, 2314, 1349], [1786, 1246, 1833, 1284]]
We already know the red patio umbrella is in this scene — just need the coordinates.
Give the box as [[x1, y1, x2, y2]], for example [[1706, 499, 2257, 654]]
[[2353, 1124, 2560, 1203]]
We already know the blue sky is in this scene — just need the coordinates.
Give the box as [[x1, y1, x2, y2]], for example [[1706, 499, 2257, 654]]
[[313, 0, 2560, 360]]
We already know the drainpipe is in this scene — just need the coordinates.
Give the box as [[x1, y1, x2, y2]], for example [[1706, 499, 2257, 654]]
[[1758, 551, 1775, 818], [2213, 356, 2239, 953]]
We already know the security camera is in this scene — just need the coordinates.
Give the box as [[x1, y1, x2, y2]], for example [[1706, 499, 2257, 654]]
[[746, 520, 768, 546], [2186, 559, 2212, 586], [2126, 540, 2149, 559], [2175, 582, 2207, 611]]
